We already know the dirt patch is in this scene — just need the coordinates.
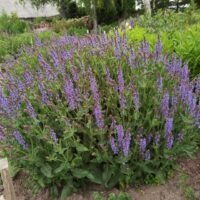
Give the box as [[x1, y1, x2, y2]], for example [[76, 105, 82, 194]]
[[1, 153, 200, 200]]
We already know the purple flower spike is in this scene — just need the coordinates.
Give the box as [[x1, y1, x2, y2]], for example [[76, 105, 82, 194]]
[[129, 47, 136, 68], [181, 62, 189, 82], [27, 101, 37, 119], [118, 68, 126, 108], [171, 93, 178, 112], [114, 31, 121, 60], [165, 117, 173, 137], [161, 91, 169, 119], [133, 90, 140, 111], [38, 54, 55, 81], [64, 78, 77, 110], [88, 68, 100, 102], [121, 32, 128, 54], [166, 133, 174, 149], [38, 83, 48, 104], [116, 125, 124, 145], [71, 66, 79, 82], [50, 48, 60, 67], [94, 104, 104, 129], [110, 116, 117, 129], [155, 134, 160, 146], [122, 131, 131, 157], [23, 70, 33, 86], [157, 75, 163, 92], [145, 149, 151, 160], [0, 125, 5, 140], [13, 130, 27, 149], [154, 36, 163, 61], [139, 137, 147, 154], [110, 137, 118, 155], [35, 36, 42, 47], [50, 129, 58, 144]]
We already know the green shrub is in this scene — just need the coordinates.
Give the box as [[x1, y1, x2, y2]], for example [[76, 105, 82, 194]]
[[0, 12, 29, 35], [51, 18, 87, 33], [93, 192, 132, 200], [0, 31, 199, 199]]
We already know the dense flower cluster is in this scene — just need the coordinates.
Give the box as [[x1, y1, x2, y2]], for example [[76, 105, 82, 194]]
[[0, 29, 199, 194]]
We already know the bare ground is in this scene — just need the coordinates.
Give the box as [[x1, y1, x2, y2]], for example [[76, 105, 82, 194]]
[[1, 153, 200, 200]]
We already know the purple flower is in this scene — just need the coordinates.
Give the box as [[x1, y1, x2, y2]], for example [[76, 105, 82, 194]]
[[147, 133, 152, 144], [139, 137, 147, 154], [181, 62, 189, 82], [116, 125, 124, 145], [94, 103, 104, 129], [110, 137, 118, 155], [26, 101, 37, 119], [129, 19, 134, 28], [23, 70, 33, 86], [50, 129, 58, 144], [71, 66, 79, 82], [155, 133, 160, 146], [13, 130, 27, 149], [50, 48, 60, 67], [0, 125, 5, 140], [171, 93, 178, 112], [38, 83, 48, 104], [121, 32, 128, 54], [17, 79, 25, 93], [154, 36, 163, 61], [165, 117, 173, 137], [194, 106, 200, 128], [35, 36, 42, 47], [114, 31, 121, 60], [161, 91, 169, 119], [145, 149, 151, 160], [38, 54, 55, 81], [166, 133, 174, 149], [122, 131, 131, 157], [133, 90, 140, 111], [88, 68, 100, 102], [171, 55, 177, 75], [110, 116, 117, 129], [64, 78, 77, 110], [129, 47, 136, 68], [118, 68, 126, 108], [0, 88, 12, 115], [176, 58, 182, 76], [157, 75, 163, 92]]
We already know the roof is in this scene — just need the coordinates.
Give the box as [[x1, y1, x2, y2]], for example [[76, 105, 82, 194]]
[[0, 0, 59, 18]]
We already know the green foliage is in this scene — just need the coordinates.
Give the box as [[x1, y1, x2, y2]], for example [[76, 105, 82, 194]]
[[51, 18, 89, 33], [126, 10, 200, 77], [0, 28, 199, 199], [0, 12, 29, 35], [93, 192, 132, 200]]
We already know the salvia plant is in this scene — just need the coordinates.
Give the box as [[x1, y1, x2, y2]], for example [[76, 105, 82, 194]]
[[0, 30, 199, 198]]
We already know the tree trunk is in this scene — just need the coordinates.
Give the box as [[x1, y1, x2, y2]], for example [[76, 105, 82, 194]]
[[143, 0, 151, 16], [91, 0, 98, 34]]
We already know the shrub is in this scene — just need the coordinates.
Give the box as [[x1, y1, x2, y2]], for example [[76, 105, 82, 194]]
[[0, 30, 199, 199], [0, 12, 29, 35], [51, 17, 90, 33]]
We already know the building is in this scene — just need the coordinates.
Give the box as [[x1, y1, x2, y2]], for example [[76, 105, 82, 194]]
[[0, 0, 59, 18]]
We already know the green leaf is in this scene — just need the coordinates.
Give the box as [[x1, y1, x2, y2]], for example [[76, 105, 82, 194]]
[[54, 163, 67, 174], [71, 168, 94, 179], [60, 185, 73, 200], [76, 144, 89, 152], [40, 164, 53, 178]]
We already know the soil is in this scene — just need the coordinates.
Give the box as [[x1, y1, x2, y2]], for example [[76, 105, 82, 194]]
[[1, 153, 200, 200]]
